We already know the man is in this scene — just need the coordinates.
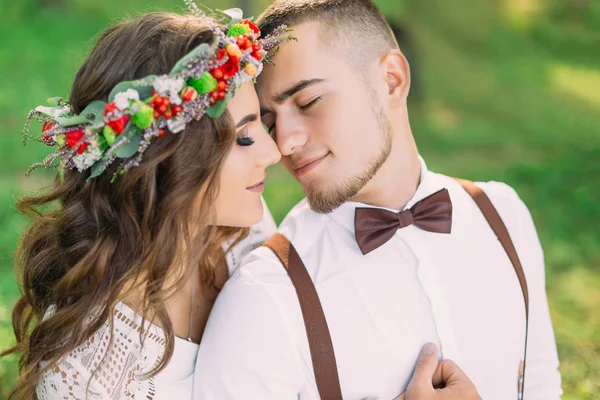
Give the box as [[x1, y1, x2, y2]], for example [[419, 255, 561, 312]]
[[194, 1, 562, 398]]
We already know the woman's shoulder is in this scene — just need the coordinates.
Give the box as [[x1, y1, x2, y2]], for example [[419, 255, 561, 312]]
[[37, 302, 166, 399], [224, 196, 278, 274]]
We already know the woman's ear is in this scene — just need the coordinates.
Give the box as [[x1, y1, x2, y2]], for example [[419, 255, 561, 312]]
[[381, 49, 411, 107]]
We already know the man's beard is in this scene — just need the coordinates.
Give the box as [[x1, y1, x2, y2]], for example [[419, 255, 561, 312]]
[[307, 96, 393, 214]]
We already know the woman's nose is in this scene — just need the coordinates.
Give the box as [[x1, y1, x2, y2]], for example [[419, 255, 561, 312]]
[[256, 130, 282, 168]]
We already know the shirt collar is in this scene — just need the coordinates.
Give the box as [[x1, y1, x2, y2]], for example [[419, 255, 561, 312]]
[[327, 156, 445, 234]]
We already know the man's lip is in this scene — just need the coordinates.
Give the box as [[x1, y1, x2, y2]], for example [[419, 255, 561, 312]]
[[293, 153, 329, 177]]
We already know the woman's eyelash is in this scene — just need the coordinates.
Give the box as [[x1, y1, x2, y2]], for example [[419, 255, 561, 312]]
[[300, 96, 322, 111], [236, 132, 255, 146]]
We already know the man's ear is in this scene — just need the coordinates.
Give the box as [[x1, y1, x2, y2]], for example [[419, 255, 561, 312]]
[[381, 49, 411, 107]]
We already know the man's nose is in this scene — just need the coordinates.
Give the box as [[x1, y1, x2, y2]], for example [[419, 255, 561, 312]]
[[275, 118, 309, 156]]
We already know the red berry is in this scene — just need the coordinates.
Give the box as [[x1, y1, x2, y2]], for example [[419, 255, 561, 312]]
[[42, 121, 55, 133], [172, 104, 183, 115], [237, 38, 245, 48], [218, 91, 226, 100], [158, 104, 168, 114], [223, 73, 230, 81], [104, 102, 119, 116], [218, 81, 226, 91], [209, 98, 217, 106], [244, 40, 252, 50], [157, 128, 165, 138], [66, 129, 85, 148], [253, 51, 263, 60], [153, 96, 163, 107], [162, 98, 171, 108], [212, 68, 224, 79], [77, 142, 88, 154], [154, 111, 160, 119], [107, 115, 130, 135], [210, 91, 220, 100], [252, 43, 262, 52], [164, 109, 173, 119], [181, 87, 198, 102]]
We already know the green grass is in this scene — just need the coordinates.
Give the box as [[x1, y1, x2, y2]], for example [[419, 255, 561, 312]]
[[1, 0, 599, 398]]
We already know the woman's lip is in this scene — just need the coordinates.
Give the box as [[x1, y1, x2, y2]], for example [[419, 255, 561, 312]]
[[294, 153, 328, 177], [246, 181, 265, 192]]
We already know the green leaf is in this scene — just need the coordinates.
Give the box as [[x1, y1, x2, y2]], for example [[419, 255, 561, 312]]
[[47, 97, 62, 106], [170, 44, 210, 74], [88, 156, 111, 181], [80, 100, 107, 124], [108, 77, 156, 102], [35, 105, 89, 126], [206, 99, 228, 118], [35, 105, 68, 119], [223, 8, 243, 25], [114, 124, 141, 158], [61, 116, 91, 127]]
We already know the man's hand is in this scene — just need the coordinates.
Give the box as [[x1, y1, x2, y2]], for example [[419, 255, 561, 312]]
[[394, 343, 481, 400]]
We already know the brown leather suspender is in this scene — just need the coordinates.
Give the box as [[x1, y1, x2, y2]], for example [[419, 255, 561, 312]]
[[263, 233, 344, 400], [454, 178, 529, 400], [263, 179, 530, 400]]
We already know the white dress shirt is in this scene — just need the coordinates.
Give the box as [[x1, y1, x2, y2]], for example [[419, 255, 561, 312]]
[[194, 158, 562, 400]]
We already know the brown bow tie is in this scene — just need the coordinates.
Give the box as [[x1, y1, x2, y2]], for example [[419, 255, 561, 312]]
[[354, 188, 453, 255]]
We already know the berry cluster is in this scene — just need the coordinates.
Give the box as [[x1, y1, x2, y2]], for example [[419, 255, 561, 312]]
[[22, 8, 293, 181]]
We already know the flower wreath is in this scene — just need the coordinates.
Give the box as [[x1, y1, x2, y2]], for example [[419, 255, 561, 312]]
[[22, 2, 293, 182]]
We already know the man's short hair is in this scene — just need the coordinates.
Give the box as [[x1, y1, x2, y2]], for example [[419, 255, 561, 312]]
[[257, 0, 399, 71]]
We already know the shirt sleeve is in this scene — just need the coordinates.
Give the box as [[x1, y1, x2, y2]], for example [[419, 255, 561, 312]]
[[482, 182, 563, 399], [193, 261, 303, 399]]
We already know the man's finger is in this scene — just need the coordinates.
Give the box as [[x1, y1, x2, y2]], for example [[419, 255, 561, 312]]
[[409, 342, 440, 388], [432, 359, 465, 388]]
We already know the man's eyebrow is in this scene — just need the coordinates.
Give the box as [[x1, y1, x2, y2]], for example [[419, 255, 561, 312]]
[[272, 79, 326, 104], [235, 114, 258, 128]]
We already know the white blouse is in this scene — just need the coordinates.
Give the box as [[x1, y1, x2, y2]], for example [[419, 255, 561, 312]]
[[36, 200, 276, 400]]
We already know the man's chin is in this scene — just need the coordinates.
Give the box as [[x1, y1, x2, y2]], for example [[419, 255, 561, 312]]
[[305, 184, 351, 214]]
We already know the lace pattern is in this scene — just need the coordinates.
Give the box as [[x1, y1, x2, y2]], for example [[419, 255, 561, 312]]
[[36, 303, 165, 400]]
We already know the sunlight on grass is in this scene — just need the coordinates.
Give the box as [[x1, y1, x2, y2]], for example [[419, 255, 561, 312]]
[[549, 64, 600, 107], [501, 0, 543, 29], [424, 99, 461, 132], [549, 267, 600, 398]]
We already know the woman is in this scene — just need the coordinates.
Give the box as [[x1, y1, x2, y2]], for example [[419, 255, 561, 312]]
[[2, 8, 290, 399]]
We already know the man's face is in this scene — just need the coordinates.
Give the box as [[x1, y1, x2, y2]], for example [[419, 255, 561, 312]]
[[257, 22, 392, 213]]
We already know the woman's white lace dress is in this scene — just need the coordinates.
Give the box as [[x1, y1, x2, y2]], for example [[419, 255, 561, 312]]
[[36, 200, 276, 399]]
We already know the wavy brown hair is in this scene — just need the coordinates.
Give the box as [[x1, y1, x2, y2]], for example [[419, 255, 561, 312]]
[[1, 12, 247, 399]]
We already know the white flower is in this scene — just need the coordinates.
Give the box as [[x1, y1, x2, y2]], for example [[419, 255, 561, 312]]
[[114, 89, 140, 110], [169, 92, 183, 106], [113, 89, 140, 110], [153, 76, 184, 97], [72, 139, 103, 171]]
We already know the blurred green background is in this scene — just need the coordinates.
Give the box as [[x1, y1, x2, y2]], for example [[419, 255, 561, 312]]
[[0, 0, 598, 398]]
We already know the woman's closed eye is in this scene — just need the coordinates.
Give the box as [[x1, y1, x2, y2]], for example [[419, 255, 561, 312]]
[[236, 128, 255, 146]]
